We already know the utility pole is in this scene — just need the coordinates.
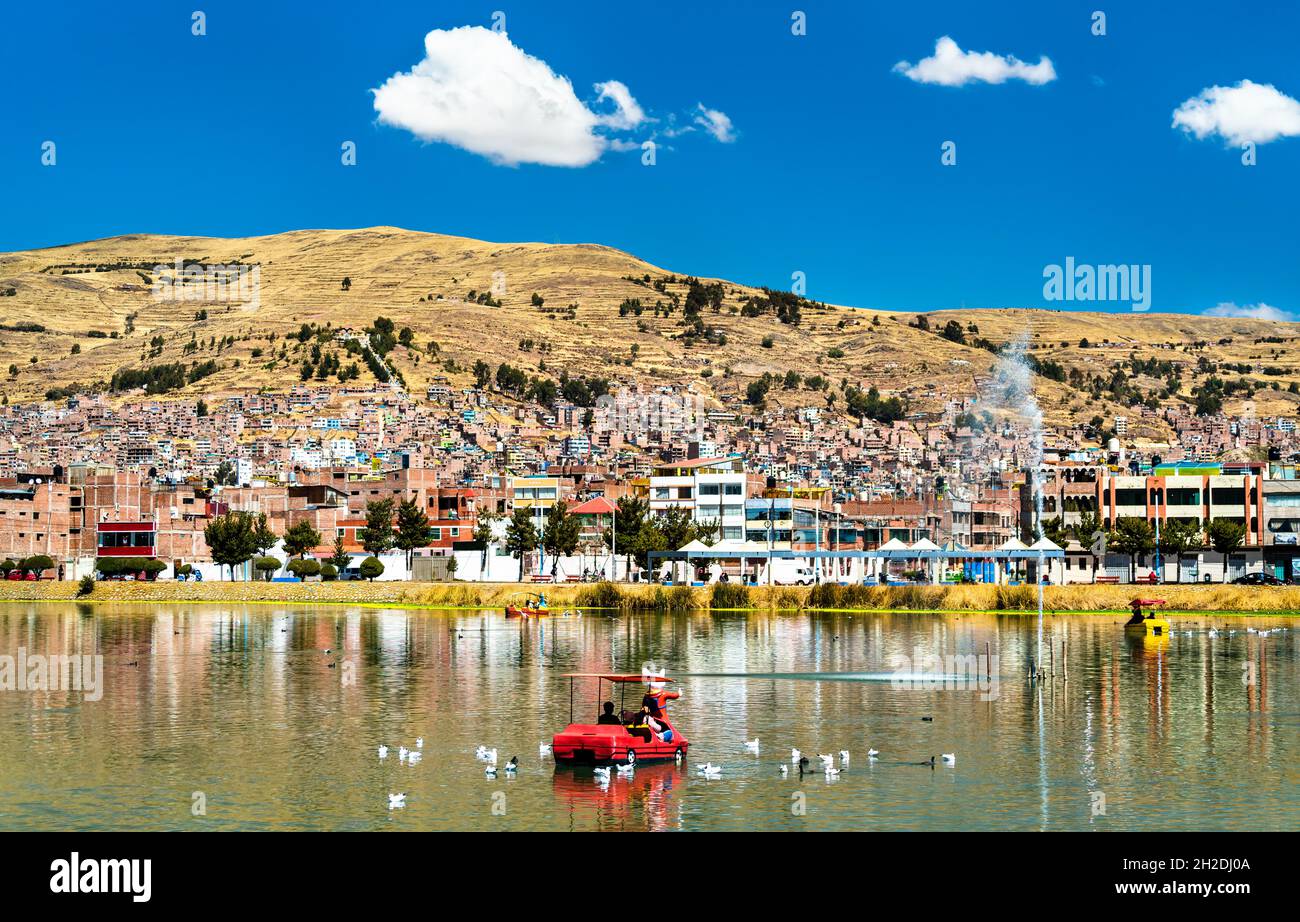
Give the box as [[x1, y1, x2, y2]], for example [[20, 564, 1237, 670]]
[[1153, 486, 1162, 584]]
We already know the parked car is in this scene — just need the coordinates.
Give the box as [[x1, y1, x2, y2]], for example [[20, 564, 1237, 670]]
[[1232, 572, 1287, 586]]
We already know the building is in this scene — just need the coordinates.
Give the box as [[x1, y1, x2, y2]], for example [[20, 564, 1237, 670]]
[[646, 455, 748, 542]]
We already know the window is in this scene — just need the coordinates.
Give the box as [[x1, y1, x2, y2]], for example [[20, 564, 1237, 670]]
[[724, 483, 742, 496], [698, 483, 720, 496], [431, 528, 442, 541], [450, 527, 459, 538], [1211, 488, 1245, 506]]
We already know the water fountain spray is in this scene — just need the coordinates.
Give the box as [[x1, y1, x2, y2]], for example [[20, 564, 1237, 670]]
[[992, 335, 1047, 676]]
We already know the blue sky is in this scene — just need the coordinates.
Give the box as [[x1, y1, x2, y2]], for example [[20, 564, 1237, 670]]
[[2, 1, 1297, 317]]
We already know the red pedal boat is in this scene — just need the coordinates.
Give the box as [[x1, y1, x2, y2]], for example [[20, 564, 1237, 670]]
[[505, 592, 551, 618], [505, 604, 550, 618], [552, 673, 689, 766]]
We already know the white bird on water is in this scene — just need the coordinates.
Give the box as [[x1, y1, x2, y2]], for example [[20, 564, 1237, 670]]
[[416, 737, 424, 749], [593, 766, 612, 782], [407, 750, 423, 765], [485, 764, 498, 777], [791, 748, 802, 763], [745, 739, 760, 753], [697, 763, 722, 778], [867, 748, 880, 759], [942, 753, 956, 764], [505, 757, 519, 774], [387, 793, 406, 810], [378, 745, 389, 760], [398, 747, 409, 763], [818, 753, 835, 767], [839, 749, 850, 765], [824, 766, 841, 777], [617, 762, 635, 776], [779, 764, 788, 776], [539, 742, 552, 758]]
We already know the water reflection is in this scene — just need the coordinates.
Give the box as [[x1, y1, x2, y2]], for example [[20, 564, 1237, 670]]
[[0, 604, 1294, 831]]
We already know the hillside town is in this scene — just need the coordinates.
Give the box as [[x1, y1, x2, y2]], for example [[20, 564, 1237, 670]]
[[2, 368, 1299, 586]]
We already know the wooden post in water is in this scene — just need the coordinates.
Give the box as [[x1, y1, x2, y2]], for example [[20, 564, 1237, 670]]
[[1062, 638, 1068, 681], [1050, 640, 1055, 677], [985, 641, 991, 680]]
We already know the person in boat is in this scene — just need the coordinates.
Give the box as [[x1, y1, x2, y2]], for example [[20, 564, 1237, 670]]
[[647, 712, 674, 743], [535, 592, 548, 610], [597, 701, 621, 725], [1126, 600, 1155, 626], [627, 705, 673, 744], [626, 705, 654, 742]]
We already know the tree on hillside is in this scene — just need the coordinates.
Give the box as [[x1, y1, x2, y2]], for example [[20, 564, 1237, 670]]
[[505, 508, 539, 581], [203, 511, 259, 580], [359, 498, 395, 556], [1108, 516, 1155, 582], [1159, 518, 1203, 583], [213, 460, 238, 487], [282, 519, 322, 559], [1207, 519, 1246, 582], [395, 498, 431, 569], [542, 500, 581, 577]]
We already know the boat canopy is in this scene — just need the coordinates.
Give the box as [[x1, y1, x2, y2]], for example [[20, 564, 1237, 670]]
[[560, 673, 673, 684]]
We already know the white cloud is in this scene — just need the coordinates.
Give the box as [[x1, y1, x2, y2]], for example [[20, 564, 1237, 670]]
[[594, 80, 647, 130], [372, 27, 608, 167], [1204, 301, 1295, 322], [693, 104, 736, 142], [372, 27, 732, 166], [893, 36, 1056, 87], [1172, 79, 1300, 146]]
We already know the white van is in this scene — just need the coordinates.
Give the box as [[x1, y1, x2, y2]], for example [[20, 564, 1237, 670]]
[[766, 560, 815, 585]]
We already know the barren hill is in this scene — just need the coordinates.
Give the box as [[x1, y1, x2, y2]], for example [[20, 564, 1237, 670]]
[[1, 227, 1298, 436]]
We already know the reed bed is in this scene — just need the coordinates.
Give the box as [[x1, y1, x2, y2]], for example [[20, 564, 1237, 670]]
[[2, 578, 1296, 614]]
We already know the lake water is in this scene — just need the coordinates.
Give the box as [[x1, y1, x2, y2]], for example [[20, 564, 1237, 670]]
[[0, 603, 1295, 831]]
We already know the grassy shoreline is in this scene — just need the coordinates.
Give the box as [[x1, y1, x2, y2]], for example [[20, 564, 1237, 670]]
[[1, 579, 1297, 615]]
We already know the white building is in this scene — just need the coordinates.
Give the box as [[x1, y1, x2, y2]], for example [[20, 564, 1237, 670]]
[[648, 455, 747, 542]]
